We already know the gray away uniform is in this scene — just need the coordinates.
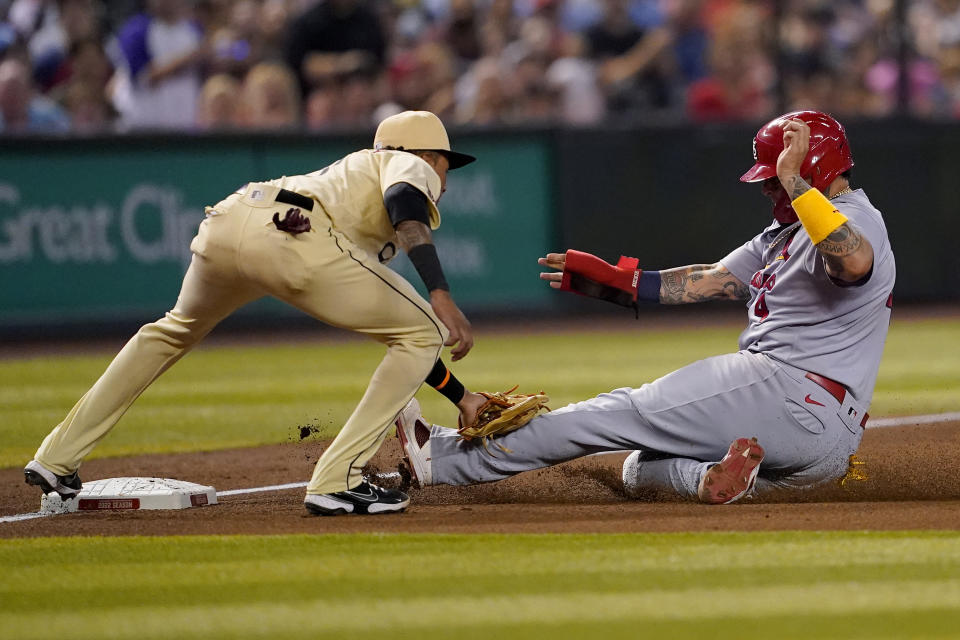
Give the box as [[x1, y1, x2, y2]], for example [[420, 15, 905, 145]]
[[427, 189, 896, 497]]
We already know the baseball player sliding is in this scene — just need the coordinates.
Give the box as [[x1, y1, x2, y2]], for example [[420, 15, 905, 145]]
[[397, 110, 896, 504], [25, 110, 501, 516]]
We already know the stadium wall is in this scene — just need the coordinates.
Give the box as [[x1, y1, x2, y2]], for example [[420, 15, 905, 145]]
[[555, 119, 960, 302], [0, 121, 955, 335]]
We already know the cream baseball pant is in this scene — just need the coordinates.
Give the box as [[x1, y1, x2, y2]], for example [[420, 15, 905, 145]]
[[35, 185, 447, 494]]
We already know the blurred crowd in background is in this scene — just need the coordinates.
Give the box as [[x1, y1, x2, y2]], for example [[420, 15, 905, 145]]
[[1, 0, 959, 134]]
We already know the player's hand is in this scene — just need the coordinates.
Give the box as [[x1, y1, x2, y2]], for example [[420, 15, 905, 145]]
[[538, 252, 566, 289], [430, 290, 473, 361], [776, 118, 810, 182]]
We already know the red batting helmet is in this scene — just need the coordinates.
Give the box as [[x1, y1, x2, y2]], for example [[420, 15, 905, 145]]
[[740, 110, 854, 192]]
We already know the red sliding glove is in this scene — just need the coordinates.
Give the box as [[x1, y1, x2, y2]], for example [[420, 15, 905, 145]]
[[559, 250, 641, 310]]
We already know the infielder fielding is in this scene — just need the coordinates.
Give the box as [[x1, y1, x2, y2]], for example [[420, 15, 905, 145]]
[[25, 110, 495, 516], [397, 110, 896, 504]]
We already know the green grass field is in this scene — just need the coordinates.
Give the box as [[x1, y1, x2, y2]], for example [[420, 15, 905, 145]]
[[3, 316, 959, 639], [2, 532, 960, 639], [1, 316, 958, 468]]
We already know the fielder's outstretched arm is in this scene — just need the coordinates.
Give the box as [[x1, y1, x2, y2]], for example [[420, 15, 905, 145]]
[[393, 219, 473, 361]]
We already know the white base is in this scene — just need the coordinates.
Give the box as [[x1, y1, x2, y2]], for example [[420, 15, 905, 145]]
[[40, 477, 218, 514]]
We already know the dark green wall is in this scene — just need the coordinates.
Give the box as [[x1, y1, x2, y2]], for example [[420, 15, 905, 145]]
[[0, 121, 955, 334], [554, 120, 960, 301], [0, 132, 552, 331]]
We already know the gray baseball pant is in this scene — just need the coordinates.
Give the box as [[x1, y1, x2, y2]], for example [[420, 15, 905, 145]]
[[428, 350, 864, 497]]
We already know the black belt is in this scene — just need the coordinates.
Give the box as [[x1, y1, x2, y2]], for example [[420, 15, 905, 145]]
[[805, 372, 869, 428], [275, 188, 314, 211]]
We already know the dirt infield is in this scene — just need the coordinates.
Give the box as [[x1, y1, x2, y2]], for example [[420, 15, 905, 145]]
[[2, 421, 959, 538]]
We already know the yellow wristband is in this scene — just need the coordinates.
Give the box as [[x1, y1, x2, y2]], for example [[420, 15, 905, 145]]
[[791, 189, 848, 245]]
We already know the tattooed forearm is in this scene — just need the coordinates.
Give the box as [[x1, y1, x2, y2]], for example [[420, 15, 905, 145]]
[[660, 264, 749, 304], [817, 221, 874, 282], [709, 268, 749, 299], [723, 279, 751, 301], [396, 220, 433, 252], [781, 174, 812, 200], [705, 268, 749, 300], [660, 270, 691, 304]]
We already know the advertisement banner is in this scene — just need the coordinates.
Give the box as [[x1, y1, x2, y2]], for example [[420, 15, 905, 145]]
[[0, 136, 552, 328]]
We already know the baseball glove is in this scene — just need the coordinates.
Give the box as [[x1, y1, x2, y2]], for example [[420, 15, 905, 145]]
[[457, 386, 550, 453]]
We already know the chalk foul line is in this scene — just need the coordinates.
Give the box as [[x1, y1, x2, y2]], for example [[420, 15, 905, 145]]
[[866, 411, 960, 428], [215, 472, 399, 497]]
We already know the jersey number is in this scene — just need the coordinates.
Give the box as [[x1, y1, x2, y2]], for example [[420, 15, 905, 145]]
[[749, 272, 776, 321], [753, 292, 769, 320]]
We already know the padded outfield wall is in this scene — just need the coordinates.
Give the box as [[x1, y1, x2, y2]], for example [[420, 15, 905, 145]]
[[0, 121, 956, 334]]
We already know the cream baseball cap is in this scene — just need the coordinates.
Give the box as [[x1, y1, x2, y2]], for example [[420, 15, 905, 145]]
[[373, 110, 476, 170]]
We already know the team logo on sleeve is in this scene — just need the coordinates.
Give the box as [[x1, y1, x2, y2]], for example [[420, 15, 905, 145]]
[[378, 242, 397, 263]]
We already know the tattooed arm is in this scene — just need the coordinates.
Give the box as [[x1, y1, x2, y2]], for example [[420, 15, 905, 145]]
[[395, 219, 433, 252], [780, 175, 875, 282], [659, 263, 750, 304], [396, 220, 474, 361], [776, 120, 874, 282], [817, 220, 875, 282]]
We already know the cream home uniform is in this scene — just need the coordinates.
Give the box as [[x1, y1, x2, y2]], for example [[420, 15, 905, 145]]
[[35, 148, 448, 495]]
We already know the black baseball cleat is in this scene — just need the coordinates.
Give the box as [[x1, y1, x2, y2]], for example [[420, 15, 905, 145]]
[[23, 460, 83, 500], [303, 481, 409, 516]]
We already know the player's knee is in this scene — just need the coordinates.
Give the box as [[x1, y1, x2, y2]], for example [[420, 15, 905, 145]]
[[419, 325, 446, 351], [138, 311, 211, 349], [436, 322, 450, 346], [391, 322, 445, 353]]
